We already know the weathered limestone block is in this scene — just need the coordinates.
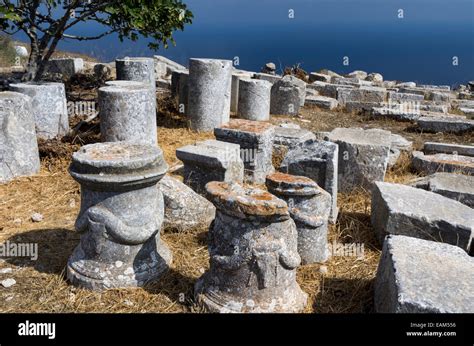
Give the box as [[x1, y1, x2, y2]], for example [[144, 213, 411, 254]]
[[345, 101, 383, 113], [388, 134, 412, 167], [412, 151, 474, 175], [371, 182, 474, 253], [273, 126, 316, 152], [231, 72, 254, 113], [171, 70, 189, 112], [375, 235, 474, 313], [307, 82, 354, 99], [332, 76, 372, 87], [308, 72, 331, 83], [254, 72, 281, 84], [396, 82, 417, 88], [328, 128, 391, 192], [44, 58, 84, 79], [9, 82, 68, 139], [187, 58, 232, 131], [214, 119, 275, 184], [237, 78, 272, 121], [365, 73, 383, 83], [418, 84, 451, 91], [371, 104, 421, 121], [67, 142, 171, 290], [153, 55, 186, 79], [176, 140, 244, 193], [337, 86, 387, 106], [427, 91, 452, 102], [93, 63, 114, 81], [305, 95, 338, 110], [266, 172, 331, 264], [280, 139, 339, 223], [417, 116, 474, 133], [116, 57, 156, 91], [419, 102, 449, 114], [388, 91, 424, 103], [271, 75, 306, 112], [99, 82, 157, 145], [158, 175, 216, 231], [410, 173, 474, 208], [0, 92, 40, 183], [459, 107, 474, 119], [346, 70, 368, 80], [423, 142, 474, 157], [194, 182, 307, 313], [317, 69, 342, 78]]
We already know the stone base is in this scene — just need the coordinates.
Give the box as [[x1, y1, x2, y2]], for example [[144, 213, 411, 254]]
[[67, 237, 172, 291], [194, 274, 308, 313]]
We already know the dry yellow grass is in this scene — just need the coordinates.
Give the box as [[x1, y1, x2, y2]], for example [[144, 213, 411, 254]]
[[0, 92, 472, 313]]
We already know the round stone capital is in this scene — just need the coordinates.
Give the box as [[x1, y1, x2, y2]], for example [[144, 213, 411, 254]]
[[266, 172, 321, 196], [69, 142, 168, 191], [205, 181, 289, 221]]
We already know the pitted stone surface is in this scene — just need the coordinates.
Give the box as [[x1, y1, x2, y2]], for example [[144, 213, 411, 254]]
[[215, 119, 275, 184], [328, 128, 391, 192], [99, 82, 157, 145], [266, 172, 331, 264], [237, 78, 272, 121], [116, 57, 156, 91], [67, 142, 171, 290], [412, 151, 474, 175], [273, 126, 317, 150], [176, 140, 244, 193], [305, 95, 338, 110], [337, 86, 387, 106], [423, 142, 474, 157], [187, 58, 232, 131], [410, 173, 474, 208], [371, 182, 474, 253], [10, 82, 68, 139], [417, 116, 474, 133], [158, 175, 216, 231], [270, 75, 305, 115], [195, 182, 307, 313], [44, 58, 83, 79], [375, 235, 474, 313], [280, 139, 339, 223], [231, 72, 254, 113], [371, 106, 421, 121], [0, 92, 40, 183]]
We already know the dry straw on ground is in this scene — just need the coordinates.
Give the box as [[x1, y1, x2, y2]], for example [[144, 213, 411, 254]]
[[0, 92, 472, 313]]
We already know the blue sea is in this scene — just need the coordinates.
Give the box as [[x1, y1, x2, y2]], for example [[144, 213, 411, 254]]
[[15, 0, 474, 86]]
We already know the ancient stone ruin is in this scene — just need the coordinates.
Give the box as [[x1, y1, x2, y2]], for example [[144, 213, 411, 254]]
[[9, 82, 69, 139], [194, 181, 307, 313], [67, 142, 171, 290]]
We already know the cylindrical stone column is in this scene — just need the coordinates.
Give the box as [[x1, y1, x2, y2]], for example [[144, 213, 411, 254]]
[[115, 57, 156, 91], [0, 92, 40, 183], [187, 58, 232, 131], [67, 142, 171, 290], [195, 181, 308, 313], [266, 172, 332, 264], [9, 82, 68, 139], [238, 79, 272, 121], [99, 81, 157, 145]]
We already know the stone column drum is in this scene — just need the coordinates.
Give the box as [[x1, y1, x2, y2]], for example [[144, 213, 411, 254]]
[[266, 172, 332, 264], [116, 57, 156, 91], [67, 142, 171, 290], [214, 119, 275, 184], [187, 58, 232, 131], [99, 82, 157, 145], [9, 82, 68, 139], [238, 79, 272, 121], [0, 92, 40, 183], [195, 182, 308, 313]]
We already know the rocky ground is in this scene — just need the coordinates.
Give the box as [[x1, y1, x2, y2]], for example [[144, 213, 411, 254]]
[[1, 76, 471, 312]]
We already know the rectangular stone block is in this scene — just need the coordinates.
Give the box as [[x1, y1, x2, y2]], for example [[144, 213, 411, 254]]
[[45, 58, 83, 78], [214, 119, 275, 184], [176, 140, 244, 193], [305, 95, 339, 110], [337, 86, 387, 106], [423, 142, 474, 157], [375, 235, 473, 313], [371, 182, 474, 253]]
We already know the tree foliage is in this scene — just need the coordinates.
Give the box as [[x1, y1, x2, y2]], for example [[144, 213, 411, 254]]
[[0, 0, 193, 80]]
